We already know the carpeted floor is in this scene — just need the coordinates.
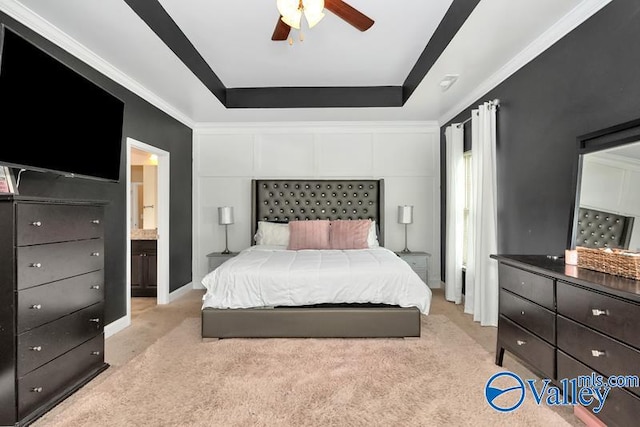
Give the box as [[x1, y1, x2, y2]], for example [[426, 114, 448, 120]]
[[35, 315, 570, 426]]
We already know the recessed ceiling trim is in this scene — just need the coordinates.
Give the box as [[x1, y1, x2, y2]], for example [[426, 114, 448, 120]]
[[402, 0, 480, 104], [124, 0, 478, 110], [123, 0, 226, 105], [226, 86, 403, 109]]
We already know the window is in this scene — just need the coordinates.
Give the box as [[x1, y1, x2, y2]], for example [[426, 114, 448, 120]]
[[462, 151, 472, 268]]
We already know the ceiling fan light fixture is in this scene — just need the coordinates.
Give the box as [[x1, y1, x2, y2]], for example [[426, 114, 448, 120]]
[[277, 0, 324, 30], [304, 10, 325, 29]]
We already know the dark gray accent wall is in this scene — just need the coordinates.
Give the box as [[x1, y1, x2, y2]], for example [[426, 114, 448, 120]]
[[440, 0, 640, 279], [0, 12, 193, 323]]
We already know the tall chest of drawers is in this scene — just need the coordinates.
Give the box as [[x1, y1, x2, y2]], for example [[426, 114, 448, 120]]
[[492, 255, 640, 426], [0, 196, 109, 426]]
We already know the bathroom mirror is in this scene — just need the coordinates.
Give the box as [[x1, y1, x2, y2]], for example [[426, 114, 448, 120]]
[[570, 118, 640, 250]]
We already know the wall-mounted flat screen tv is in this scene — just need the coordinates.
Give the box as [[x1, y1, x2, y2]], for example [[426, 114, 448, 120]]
[[0, 26, 125, 182]]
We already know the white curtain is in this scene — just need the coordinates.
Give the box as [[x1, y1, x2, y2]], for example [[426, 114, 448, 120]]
[[444, 124, 464, 304], [465, 102, 499, 326]]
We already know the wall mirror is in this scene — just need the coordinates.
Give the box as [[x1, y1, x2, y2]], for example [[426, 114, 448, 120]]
[[570, 118, 640, 250]]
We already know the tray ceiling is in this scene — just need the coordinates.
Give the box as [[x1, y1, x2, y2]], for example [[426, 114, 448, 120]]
[[4, 0, 604, 123]]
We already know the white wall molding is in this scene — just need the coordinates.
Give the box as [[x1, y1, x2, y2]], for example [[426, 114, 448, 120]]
[[438, 0, 612, 125], [194, 121, 440, 134], [0, 0, 195, 128], [193, 124, 441, 290]]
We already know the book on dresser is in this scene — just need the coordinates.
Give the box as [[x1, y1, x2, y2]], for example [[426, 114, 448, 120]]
[[0, 195, 109, 426], [492, 254, 640, 426]]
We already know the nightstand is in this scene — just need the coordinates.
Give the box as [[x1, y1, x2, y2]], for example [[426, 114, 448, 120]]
[[206, 252, 238, 273], [396, 251, 430, 285]]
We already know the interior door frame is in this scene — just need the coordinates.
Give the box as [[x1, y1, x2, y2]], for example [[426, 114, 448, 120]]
[[126, 138, 171, 323]]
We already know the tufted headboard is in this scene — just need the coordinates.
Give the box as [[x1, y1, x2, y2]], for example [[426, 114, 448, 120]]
[[575, 207, 634, 249], [251, 179, 385, 246]]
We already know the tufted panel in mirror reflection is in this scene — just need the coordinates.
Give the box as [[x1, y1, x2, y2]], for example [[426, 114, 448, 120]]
[[575, 141, 640, 250]]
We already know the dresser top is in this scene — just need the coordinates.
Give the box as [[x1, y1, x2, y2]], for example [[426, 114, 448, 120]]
[[491, 254, 640, 303], [0, 195, 108, 205]]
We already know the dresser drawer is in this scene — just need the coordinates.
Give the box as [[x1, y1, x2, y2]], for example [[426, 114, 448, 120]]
[[500, 290, 555, 344], [18, 334, 104, 419], [17, 203, 103, 246], [18, 303, 103, 376], [499, 264, 554, 310], [17, 239, 103, 289], [557, 315, 640, 397], [557, 350, 640, 426], [557, 282, 640, 349], [17, 270, 104, 333], [498, 315, 555, 379]]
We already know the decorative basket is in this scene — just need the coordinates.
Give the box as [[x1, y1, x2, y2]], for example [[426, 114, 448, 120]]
[[576, 246, 640, 280]]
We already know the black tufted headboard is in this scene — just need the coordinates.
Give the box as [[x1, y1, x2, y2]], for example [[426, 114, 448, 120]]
[[575, 207, 634, 249], [251, 179, 385, 246]]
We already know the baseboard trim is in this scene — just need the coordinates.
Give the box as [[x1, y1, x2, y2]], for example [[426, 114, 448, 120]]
[[104, 314, 131, 339], [169, 282, 194, 302]]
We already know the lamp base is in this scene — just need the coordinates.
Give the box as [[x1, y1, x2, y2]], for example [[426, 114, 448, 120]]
[[400, 248, 412, 254], [221, 249, 230, 255]]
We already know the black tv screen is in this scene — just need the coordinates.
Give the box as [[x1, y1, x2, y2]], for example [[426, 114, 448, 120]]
[[0, 27, 125, 182]]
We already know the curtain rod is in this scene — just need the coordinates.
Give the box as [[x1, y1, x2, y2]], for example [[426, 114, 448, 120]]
[[455, 98, 500, 128]]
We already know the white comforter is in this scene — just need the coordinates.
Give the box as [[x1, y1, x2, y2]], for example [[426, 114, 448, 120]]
[[201, 245, 431, 314]]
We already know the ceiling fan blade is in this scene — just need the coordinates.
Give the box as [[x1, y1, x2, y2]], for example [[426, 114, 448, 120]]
[[325, 0, 374, 32], [272, 17, 291, 41]]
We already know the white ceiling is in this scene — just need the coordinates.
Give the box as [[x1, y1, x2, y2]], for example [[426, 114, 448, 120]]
[[3, 0, 609, 125], [158, 0, 453, 88]]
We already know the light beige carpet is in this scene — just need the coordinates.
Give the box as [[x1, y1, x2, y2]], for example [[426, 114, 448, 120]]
[[35, 315, 570, 426]]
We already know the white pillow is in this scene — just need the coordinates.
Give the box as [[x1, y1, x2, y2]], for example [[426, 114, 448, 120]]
[[254, 221, 290, 246], [368, 220, 380, 247]]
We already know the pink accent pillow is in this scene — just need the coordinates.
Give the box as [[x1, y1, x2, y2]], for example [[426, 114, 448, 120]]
[[330, 220, 371, 250], [287, 220, 331, 250]]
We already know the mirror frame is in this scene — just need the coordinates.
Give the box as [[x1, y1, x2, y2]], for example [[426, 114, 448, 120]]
[[568, 117, 640, 249]]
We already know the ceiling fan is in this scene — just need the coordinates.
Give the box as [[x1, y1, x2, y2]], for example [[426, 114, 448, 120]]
[[272, 0, 375, 42]]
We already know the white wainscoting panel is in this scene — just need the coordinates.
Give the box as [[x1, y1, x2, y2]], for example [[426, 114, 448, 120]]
[[316, 133, 374, 176], [197, 134, 254, 177], [256, 134, 315, 176], [193, 122, 441, 289], [373, 132, 438, 176]]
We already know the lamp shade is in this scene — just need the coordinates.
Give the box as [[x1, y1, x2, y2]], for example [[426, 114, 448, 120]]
[[218, 206, 234, 225], [398, 205, 414, 224]]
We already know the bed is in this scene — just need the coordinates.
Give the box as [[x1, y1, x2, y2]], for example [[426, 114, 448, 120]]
[[201, 179, 432, 339]]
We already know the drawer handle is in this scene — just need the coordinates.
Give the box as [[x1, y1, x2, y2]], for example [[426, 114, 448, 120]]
[[592, 309, 608, 316], [91, 252, 100, 257], [29, 263, 42, 268], [89, 318, 100, 323], [91, 285, 101, 290], [91, 351, 101, 356], [91, 219, 101, 224], [516, 340, 527, 346], [29, 346, 42, 352], [591, 350, 606, 357], [30, 221, 42, 227], [520, 311, 525, 315], [30, 304, 42, 310], [31, 387, 43, 393]]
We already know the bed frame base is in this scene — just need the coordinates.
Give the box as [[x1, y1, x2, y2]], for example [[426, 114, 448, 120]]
[[202, 306, 421, 339]]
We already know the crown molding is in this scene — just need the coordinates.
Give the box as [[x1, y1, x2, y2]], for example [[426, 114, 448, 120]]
[[0, 0, 195, 128], [437, 0, 612, 126], [194, 121, 440, 134]]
